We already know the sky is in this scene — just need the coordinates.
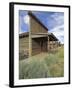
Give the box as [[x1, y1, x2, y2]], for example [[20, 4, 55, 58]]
[[19, 10, 64, 44]]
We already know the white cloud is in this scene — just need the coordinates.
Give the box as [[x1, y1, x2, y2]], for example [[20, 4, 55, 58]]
[[48, 12, 64, 44], [49, 25, 64, 36], [23, 15, 30, 25], [51, 13, 64, 25], [49, 25, 64, 44], [19, 30, 27, 34]]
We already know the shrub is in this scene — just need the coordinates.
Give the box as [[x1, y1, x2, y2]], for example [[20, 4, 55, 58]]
[[44, 54, 58, 66], [44, 49, 64, 77], [57, 47, 64, 58], [19, 47, 64, 79], [19, 59, 50, 79]]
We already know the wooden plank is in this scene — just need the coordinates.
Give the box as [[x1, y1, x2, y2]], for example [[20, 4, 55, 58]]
[[30, 15, 48, 34]]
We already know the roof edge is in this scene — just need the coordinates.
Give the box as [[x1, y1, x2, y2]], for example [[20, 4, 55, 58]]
[[28, 11, 48, 31]]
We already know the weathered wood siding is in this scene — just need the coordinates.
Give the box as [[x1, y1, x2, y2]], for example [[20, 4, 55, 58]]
[[30, 15, 48, 34], [32, 38, 48, 55], [19, 36, 29, 59], [48, 41, 58, 50], [29, 14, 48, 55], [32, 39, 41, 55]]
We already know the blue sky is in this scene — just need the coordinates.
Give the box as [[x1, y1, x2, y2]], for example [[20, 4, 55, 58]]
[[19, 10, 64, 44]]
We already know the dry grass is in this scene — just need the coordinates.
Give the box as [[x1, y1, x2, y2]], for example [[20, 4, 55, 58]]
[[19, 46, 64, 79]]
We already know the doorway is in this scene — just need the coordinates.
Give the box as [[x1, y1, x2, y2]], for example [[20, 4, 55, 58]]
[[41, 39, 47, 52]]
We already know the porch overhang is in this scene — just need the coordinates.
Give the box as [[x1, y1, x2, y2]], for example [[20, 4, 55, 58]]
[[19, 32, 58, 41], [48, 33, 58, 41], [31, 33, 58, 41]]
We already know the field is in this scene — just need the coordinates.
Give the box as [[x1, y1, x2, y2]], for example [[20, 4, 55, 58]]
[[19, 46, 64, 79]]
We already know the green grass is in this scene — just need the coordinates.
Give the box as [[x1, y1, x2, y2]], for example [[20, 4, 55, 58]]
[[19, 46, 64, 79]]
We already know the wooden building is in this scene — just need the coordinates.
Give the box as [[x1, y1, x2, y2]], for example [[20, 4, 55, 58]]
[[19, 12, 58, 60]]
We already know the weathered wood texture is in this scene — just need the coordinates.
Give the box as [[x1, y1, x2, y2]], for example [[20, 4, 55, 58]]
[[48, 41, 58, 50], [30, 15, 48, 34], [29, 13, 48, 55], [19, 12, 59, 59], [19, 36, 29, 59], [32, 38, 41, 55], [32, 37, 48, 55]]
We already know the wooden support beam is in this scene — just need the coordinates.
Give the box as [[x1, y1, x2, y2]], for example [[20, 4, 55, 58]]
[[29, 17, 32, 57]]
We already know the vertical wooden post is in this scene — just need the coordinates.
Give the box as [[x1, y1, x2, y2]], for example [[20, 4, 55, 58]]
[[29, 16, 32, 57]]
